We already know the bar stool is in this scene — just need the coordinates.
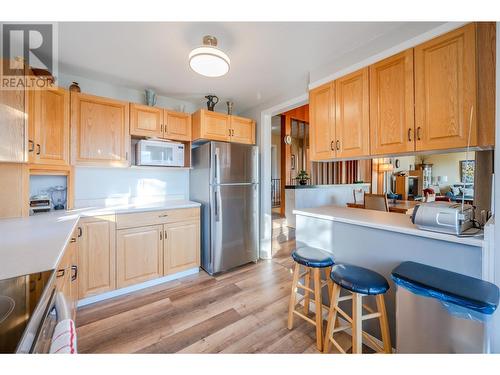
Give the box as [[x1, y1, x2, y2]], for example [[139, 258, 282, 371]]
[[287, 247, 335, 350], [323, 264, 392, 354]]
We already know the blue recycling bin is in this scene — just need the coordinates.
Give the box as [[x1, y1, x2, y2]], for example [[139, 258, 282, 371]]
[[391, 261, 499, 353]]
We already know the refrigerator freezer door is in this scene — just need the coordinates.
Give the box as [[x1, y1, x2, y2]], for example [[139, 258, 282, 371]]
[[208, 183, 259, 274], [211, 142, 259, 185]]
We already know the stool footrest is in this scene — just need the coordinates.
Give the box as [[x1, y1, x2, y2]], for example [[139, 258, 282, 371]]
[[293, 310, 317, 326], [361, 312, 381, 321], [296, 282, 314, 293], [334, 305, 352, 323], [328, 337, 347, 354]]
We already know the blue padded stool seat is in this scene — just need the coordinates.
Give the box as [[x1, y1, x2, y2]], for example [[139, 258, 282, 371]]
[[291, 247, 334, 268], [331, 264, 389, 295]]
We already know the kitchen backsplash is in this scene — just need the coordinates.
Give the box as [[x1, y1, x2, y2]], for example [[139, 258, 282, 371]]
[[74, 167, 189, 208]]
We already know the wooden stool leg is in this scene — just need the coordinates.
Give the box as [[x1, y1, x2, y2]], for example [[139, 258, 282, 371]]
[[313, 268, 323, 350], [287, 262, 300, 330], [352, 293, 363, 354], [324, 266, 333, 301], [304, 267, 311, 315], [323, 283, 340, 353], [376, 294, 392, 353]]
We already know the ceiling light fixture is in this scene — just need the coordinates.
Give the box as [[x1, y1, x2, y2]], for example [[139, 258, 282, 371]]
[[189, 35, 230, 78]]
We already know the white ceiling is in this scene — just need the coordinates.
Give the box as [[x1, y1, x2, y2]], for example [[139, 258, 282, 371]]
[[58, 22, 444, 113]]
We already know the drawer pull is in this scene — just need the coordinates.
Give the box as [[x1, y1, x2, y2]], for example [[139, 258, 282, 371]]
[[56, 269, 65, 278], [158, 214, 169, 218], [71, 265, 78, 281], [70, 237, 77, 243]]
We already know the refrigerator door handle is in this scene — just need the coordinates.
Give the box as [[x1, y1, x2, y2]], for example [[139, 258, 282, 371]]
[[214, 147, 220, 184], [214, 189, 220, 222]]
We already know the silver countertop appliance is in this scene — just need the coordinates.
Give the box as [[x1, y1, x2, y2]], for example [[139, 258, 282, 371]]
[[411, 201, 474, 236]]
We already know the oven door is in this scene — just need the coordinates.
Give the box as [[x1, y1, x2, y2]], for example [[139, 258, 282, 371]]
[[31, 289, 72, 354]]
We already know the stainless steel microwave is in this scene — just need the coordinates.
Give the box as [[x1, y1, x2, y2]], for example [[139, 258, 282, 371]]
[[135, 139, 185, 167]]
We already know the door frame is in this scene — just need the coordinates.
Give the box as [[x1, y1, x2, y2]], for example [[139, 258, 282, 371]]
[[258, 94, 308, 260]]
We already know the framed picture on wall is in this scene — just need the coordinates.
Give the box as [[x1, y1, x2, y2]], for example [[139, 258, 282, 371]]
[[460, 160, 475, 184]]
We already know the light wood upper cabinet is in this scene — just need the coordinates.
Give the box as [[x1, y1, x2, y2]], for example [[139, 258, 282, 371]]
[[309, 82, 335, 160], [414, 23, 477, 151], [335, 67, 370, 158], [78, 216, 116, 299], [164, 110, 191, 141], [230, 115, 255, 145], [116, 225, 163, 288], [370, 50, 415, 155], [130, 103, 163, 138], [164, 219, 200, 275], [29, 87, 70, 165], [0, 83, 26, 163], [192, 109, 231, 142], [71, 92, 130, 166]]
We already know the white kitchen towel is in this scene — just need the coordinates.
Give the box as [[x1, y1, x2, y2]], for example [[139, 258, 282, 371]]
[[49, 319, 77, 354]]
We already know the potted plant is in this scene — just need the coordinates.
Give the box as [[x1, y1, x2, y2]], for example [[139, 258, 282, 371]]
[[295, 170, 310, 185]]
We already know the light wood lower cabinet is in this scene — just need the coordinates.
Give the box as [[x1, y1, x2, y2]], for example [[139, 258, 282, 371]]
[[164, 220, 200, 275], [78, 216, 116, 299], [55, 230, 78, 320], [116, 225, 164, 288]]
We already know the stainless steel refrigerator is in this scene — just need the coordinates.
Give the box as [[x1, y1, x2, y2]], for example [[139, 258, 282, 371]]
[[190, 141, 259, 275]]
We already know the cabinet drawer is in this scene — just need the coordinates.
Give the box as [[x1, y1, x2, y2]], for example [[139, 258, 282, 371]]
[[116, 207, 200, 229]]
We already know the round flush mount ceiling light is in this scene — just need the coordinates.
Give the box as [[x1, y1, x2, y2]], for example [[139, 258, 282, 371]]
[[189, 35, 230, 78]]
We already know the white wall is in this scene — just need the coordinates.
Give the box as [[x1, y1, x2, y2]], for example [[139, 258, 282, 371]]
[[57, 73, 198, 113], [74, 167, 189, 208]]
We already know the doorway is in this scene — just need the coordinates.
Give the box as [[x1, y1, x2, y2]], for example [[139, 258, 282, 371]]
[[271, 104, 310, 257]]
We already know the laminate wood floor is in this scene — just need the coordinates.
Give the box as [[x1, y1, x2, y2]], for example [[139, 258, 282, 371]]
[[76, 234, 352, 353]]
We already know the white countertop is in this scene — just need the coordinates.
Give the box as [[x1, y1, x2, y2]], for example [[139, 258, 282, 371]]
[[293, 205, 484, 247], [0, 200, 201, 280]]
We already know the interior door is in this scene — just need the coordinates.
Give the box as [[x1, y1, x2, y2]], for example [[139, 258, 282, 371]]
[[210, 184, 259, 274], [211, 142, 259, 184]]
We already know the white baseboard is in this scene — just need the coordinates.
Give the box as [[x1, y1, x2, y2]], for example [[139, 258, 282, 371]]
[[297, 292, 395, 353], [77, 267, 200, 307]]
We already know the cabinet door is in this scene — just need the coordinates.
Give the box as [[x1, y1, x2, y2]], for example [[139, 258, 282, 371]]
[[78, 218, 116, 299], [30, 87, 70, 165], [230, 115, 255, 144], [370, 50, 415, 155], [164, 220, 200, 275], [335, 67, 370, 158], [71, 93, 129, 166], [130, 103, 163, 138], [415, 23, 477, 151], [116, 225, 163, 288], [0, 82, 26, 162], [164, 110, 191, 141], [309, 82, 335, 160], [193, 110, 230, 142]]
